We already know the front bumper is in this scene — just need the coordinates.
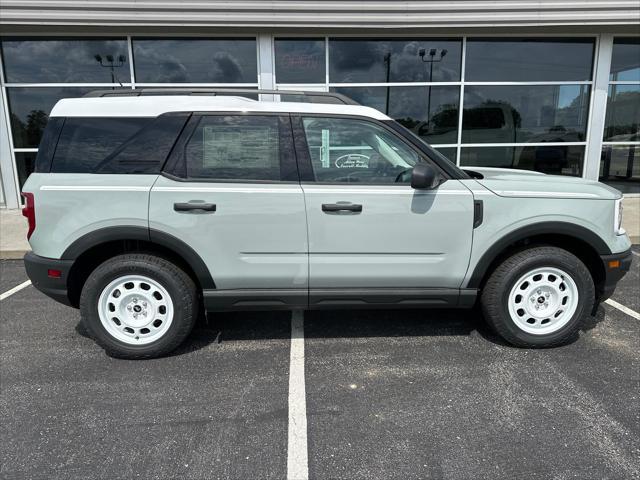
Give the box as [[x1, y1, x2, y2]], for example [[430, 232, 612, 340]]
[[24, 252, 75, 307], [599, 248, 633, 301]]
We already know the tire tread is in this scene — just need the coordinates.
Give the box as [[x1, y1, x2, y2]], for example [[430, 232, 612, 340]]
[[481, 246, 594, 348], [79, 253, 197, 359]]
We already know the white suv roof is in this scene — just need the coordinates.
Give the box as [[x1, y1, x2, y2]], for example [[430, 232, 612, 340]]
[[50, 95, 391, 121]]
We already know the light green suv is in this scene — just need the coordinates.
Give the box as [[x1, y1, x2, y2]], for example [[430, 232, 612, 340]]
[[22, 89, 632, 359]]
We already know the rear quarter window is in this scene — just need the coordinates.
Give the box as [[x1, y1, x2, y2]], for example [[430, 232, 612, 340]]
[[50, 114, 188, 174]]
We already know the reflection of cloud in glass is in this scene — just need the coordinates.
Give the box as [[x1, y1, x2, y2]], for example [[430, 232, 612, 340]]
[[465, 39, 594, 82], [132, 39, 257, 83], [329, 39, 461, 83], [1, 38, 129, 83]]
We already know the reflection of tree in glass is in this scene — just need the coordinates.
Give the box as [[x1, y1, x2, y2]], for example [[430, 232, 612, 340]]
[[26, 110, 49, 146], [9, 110, 49, 147], [9, 113, 25, 144], [395, 103, 458, 137]]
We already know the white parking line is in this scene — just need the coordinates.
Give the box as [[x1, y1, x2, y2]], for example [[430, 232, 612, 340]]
[[605, 299, 640, 321], [631, 250, 640, 258], [287, 310, 308, 480], [0, 280, 32, 301]]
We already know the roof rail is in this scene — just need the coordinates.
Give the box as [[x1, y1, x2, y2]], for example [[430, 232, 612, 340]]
[[83, 88, 359, 105]]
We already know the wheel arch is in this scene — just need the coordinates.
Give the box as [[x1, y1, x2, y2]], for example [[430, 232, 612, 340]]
[[63, 226, 215, 307], [467, 221, 610, 294]]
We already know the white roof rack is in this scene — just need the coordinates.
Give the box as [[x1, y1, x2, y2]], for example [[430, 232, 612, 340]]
[[50, 95, 391, 121]]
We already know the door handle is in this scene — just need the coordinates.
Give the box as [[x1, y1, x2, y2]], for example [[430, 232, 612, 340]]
[[174, 202, 217, 213], [322, 203, 363, 213]]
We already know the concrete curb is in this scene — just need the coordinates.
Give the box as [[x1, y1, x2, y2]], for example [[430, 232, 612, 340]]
[[1, 250, 28, 260]]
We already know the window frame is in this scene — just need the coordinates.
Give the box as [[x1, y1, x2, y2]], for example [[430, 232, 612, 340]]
[[162, 111, 299, 184], [291, 113, 457, 185]]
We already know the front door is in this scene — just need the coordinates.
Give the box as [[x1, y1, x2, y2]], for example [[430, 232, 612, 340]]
[[150, 114, 308, 308], [293, 115, 474, 305]]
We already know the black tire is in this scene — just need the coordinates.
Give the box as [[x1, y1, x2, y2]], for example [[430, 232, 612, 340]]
[[480, 246, 595, 348], [79, 253, 198, 359]]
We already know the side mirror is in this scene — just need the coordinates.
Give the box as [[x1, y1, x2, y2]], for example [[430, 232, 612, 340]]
[[411, 163, 438, 189]]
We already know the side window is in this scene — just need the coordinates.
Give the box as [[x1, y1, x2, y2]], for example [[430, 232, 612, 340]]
[[184, 115, 283, 181], [301, 117, 423, 184], [51, 117, 150, 173]]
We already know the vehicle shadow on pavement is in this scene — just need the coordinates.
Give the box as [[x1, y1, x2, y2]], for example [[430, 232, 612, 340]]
[[74, 304, 608, 357], [212, 304, 607, 348], [216, 308, 507, 346]]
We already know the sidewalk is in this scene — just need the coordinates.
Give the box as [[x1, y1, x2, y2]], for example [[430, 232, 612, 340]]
[[0, 209, 30, 259], [1, 198, 639, 259]]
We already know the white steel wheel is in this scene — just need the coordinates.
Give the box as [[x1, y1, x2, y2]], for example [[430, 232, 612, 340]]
[[507, 267, 579, 335], [97, 275, 174, 345]]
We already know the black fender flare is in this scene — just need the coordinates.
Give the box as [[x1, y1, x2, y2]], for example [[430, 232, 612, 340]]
[[61, 226, 215, 289], [466, 221, 611, 288]]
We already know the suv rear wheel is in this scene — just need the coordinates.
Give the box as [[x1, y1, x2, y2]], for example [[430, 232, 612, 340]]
[[80, 253, 197, 359], [481, 246, 595, 347]]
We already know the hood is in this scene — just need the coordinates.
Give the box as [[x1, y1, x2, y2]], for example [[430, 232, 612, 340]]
[[461, 167, 622, 200]]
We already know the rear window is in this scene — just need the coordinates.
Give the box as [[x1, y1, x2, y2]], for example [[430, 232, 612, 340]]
[[50, 115, 188, 174]]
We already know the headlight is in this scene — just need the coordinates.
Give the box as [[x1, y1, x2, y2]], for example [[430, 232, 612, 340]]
[[614, 198, 625, 235]]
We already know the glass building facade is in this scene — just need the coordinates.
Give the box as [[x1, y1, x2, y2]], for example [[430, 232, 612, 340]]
[[0, 34, 638, 206]]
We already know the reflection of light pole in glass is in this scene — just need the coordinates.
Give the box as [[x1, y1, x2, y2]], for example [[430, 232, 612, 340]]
[[383, 52, 391, 115], [418, 48, 447, 133], [94, 54, 126, 86]]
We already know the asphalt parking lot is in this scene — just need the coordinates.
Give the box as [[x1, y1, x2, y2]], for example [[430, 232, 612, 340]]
[[1, 249, 639, 480]]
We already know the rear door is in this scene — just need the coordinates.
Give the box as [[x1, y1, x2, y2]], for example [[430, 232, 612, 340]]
[[150, 113, 308, 308], [293, 115, 474, 305]]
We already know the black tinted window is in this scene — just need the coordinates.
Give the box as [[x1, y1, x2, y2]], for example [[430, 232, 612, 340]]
[[462, 85, 590, 143], [331, 86, 460, 144], [275, 38, 326, 83], [610, 38, 640, 82], [132, 38, 258, 83], [6, 87, 93, 148], [329, 39, 461, 83], [604, 85, 640, 141], [184, 116, 282, 181], [52, 117, 150, 173], [1, 37, 130, 83], [34, 117, 64, 173], [98, 114, 188, 173], [465, 38, 594, 81], [460, 145, 584, 176]]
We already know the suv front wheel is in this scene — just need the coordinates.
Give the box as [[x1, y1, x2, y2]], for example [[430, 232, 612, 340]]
[[481, 246, 595, 347], [80, 253, 198, 359]]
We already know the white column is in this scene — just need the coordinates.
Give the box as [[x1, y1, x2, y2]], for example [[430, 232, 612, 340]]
[[257, 34, 275, 101], [584, 34, 613, 181], [0, 83, 19, 209]]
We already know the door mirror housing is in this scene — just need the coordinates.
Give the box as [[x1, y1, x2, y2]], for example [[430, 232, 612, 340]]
[[411, 163, 439, 189]]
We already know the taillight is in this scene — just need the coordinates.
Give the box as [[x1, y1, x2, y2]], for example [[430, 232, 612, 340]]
[[21, 192, 35, 239]]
